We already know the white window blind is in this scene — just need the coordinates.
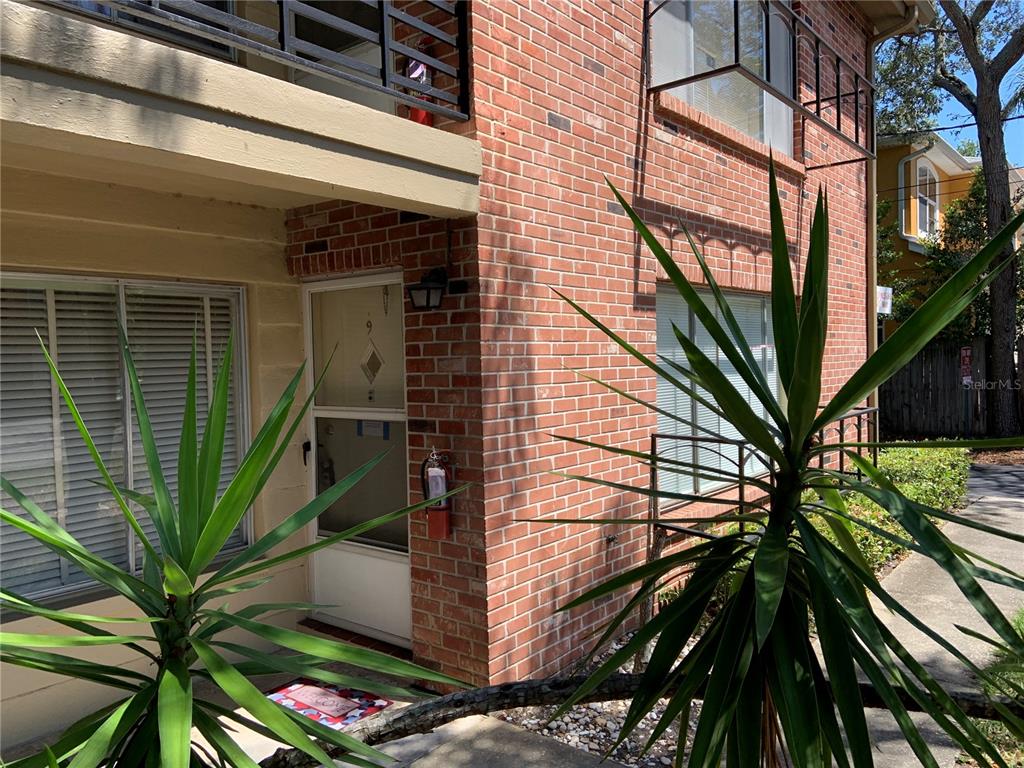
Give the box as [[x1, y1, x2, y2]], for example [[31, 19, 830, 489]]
[[650, 0, 794, 156], [655, 286, 776, 503], [0, 276, 247, 601]]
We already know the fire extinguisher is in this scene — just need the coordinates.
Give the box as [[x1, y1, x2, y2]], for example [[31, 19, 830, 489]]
[[420, 447, 453, 539], [405, 36, 435, 127]]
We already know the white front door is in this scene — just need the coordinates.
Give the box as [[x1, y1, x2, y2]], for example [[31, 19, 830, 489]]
[[304, 273, 411, 646]]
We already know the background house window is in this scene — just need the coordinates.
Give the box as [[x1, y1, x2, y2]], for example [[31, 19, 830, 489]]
[[917, 161, 939, 237], [0, 276, 247, 601], [655, 285, 777, 502], [649, 0, 794, 155]]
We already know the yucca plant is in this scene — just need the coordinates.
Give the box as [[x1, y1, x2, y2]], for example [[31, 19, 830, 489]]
[[549, 163, 1024, 767], [0, 332, 467, 767]]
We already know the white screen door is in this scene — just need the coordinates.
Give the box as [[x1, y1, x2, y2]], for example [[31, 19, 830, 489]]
[[304, 273, 411, 645]]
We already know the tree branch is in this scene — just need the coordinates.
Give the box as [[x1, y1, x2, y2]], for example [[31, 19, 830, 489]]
[[939, 0, 987, 73], [991, 23, 1024, 82], [258, 674, 1024, 768], [936, 68, 978, 115], [1002, 73, 1024, 119], [969, 0, 994, 27]]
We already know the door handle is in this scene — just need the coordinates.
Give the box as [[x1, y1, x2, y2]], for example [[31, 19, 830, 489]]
[[302, 439, 311, 466]]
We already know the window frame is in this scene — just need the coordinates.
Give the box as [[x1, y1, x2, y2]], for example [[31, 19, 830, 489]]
[[0, 272, 251, 605], [917, 159, 940, 238]]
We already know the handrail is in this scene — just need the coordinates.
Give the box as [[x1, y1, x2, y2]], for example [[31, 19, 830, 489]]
[[645, 406, 879, 553], [636, 405, 880, 639]]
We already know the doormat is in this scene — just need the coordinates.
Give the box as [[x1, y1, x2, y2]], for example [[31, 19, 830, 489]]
[[267, 679, 392, 730]]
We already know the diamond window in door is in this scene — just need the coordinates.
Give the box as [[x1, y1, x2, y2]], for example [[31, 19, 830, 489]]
[[360, 339, 384, 384]]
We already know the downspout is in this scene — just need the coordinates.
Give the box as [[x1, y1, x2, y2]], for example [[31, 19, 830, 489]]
[[864, 4, 921, 409]]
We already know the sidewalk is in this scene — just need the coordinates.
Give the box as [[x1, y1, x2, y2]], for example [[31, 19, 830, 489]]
[[863, 462, 1024, 767], [374, 715, 627, 768]]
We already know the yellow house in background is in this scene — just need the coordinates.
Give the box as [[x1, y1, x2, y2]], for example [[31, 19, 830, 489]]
[[877, 131, 1024, 262], [876, 132, 1022, 340], [878, 132, 979, 261]]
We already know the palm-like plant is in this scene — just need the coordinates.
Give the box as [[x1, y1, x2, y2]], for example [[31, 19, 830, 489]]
[[0, 333, 466, 767], [550, 163, 1024, 767]]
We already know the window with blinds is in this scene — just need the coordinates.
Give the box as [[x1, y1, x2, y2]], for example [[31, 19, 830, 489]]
[[655, 285, 777, 503], [0, 276, 248, 601]]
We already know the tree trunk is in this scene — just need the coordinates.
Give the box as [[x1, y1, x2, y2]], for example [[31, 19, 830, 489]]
[[257, 673, 1024, 768], [974, 76, 1022, 436]]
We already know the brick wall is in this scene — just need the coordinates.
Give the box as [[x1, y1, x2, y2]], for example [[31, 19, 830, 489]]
[[470, 0, 871, 683], [286, 0, 873, 687]]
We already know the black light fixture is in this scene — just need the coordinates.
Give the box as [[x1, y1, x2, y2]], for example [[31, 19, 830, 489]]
[[407, 267, 447, 310]]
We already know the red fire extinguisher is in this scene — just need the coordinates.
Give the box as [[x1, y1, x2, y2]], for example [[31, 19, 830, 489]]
[[405, 36, 435, 127], [420, 448, 453, 539]]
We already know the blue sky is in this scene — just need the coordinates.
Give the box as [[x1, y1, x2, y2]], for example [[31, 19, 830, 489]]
[[933, 64, 1023, 166]]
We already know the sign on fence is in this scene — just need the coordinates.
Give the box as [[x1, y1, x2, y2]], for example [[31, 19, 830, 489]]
[[876, 286, 893, 315], [960, 346, 973, 386]]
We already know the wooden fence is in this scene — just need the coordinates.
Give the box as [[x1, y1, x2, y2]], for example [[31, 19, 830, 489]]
[[879, 336, 989, 438]]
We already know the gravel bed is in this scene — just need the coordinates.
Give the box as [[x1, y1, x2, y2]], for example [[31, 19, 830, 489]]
[[494, 634, 700, 767]]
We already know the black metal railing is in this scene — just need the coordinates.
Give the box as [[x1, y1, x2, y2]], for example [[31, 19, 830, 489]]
[[646, 405, 879, 537], [643, 405, 879, 566], [647, 0, 874, 157], [47, 0, 471, 122], [637, 405, 879, 634], [645, 431, 764, 560]]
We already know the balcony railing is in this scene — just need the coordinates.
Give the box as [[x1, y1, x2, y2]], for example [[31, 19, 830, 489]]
[[45, 0, 471, 122], [644, 404, 879, 559]]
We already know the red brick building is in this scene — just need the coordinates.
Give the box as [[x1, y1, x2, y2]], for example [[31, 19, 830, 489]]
[[0, 0, 932, 744], [283, 0, 933, 684]]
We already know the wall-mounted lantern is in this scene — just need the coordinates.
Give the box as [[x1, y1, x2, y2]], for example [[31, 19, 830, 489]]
[[407, 267, 448, 310]]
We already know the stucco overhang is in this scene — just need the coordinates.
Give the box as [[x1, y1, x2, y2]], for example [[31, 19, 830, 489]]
[[854, 0, 936, 35], [879, 131, 982, 176], [0, 1, 481, 217]]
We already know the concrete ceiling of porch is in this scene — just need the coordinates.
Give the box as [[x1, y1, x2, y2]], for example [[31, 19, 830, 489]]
[[0, 141, 327, 210]]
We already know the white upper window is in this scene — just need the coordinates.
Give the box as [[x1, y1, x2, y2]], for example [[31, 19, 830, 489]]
[[649, 0, 795, 156], [0, 275, 248, 601], [917, 160, 939, 237]]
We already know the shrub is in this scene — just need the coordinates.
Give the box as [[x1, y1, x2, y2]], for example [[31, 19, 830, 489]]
[[875, 446, 970, 512], [816, 446, 971, 575], [961, 608, 1024, 767], [550, 162, 1024, 767], [0, 332, 466, 767]]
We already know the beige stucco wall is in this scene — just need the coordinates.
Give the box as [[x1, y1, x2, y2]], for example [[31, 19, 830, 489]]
[[0, 169, 311, 749]]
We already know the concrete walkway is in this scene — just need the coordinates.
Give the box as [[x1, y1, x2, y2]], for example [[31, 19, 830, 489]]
[[225, 711, 625, 768], [864, 462, 1024, 767], [374, 715, 626, 768]]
